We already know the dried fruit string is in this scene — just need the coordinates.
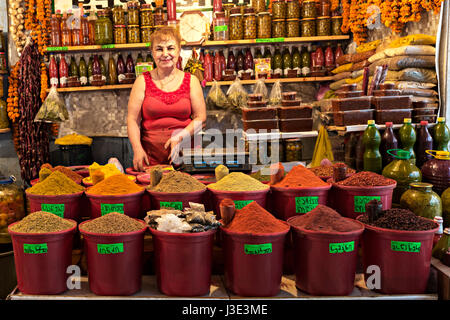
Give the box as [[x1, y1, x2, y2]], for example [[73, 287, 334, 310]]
[[6, 62, 20, 122]]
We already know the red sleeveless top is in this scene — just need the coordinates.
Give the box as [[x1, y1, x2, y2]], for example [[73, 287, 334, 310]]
[[141, 71, 192, 131]]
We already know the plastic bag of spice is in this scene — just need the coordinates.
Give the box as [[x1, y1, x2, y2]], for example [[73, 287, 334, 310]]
[[34, 86, 69, 122], [253, 79, 268, 101], [268, 80, 282, 106], [206, 81, 231, 110], [226, 78, 248, 111]]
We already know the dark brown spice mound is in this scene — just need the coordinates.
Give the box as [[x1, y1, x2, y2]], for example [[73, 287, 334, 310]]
[[81, 212, 145, 234], [309, 163, 356, 177], [358, 208, 437, 231], [9, 211, 75, 233], [336, 171, 396, 187]]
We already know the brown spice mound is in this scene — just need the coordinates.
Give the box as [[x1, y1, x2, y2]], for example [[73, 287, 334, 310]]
[[9, 211, 75, 233], [150, 171, 206, 193], [87, 174, 144, 195], [336, 171, 396, 187], [39, 163, 83, 184], [288, 205, 362, 232], [27, 170, 85, 195], [358, 208, 437, 231], [309, 163, 356, 177], [81, 212, 144, 234]]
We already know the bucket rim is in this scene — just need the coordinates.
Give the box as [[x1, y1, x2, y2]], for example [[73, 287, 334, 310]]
[[85, 188, 145, 198], [8, 219, 78, 237], [329, 180, 397, 190], [355, 215, 439, 234], [270, 183, 332, 192], [25, 190, 85, 199], [146, 187, 207, 196], [207, 187, 270, 195], [286, 216, 365, 236], [149, 226, 217, 237], [219, 220, 290, 238], [78, 218, 148, 237]]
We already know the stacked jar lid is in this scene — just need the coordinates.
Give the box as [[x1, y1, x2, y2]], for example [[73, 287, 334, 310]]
[[286, 0, 300, 37]]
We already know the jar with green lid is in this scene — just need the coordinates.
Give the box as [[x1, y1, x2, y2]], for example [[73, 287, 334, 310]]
[[382, 149, 422, 204], [286, 19, 299, 37], [257, 12, 272, 38], [285, 139, 303, 161], [127, 25, 140, 43], [229, 13, 244, 40], [316, 16, 331, 36], [272, 0, 286, 19], [301, 18, 316, 37], [112, 5, 125, 25], [331, 16, 343, 35], [400, 182, 442, 220], [0, 175, 25, 239], [272, 19, 286, 38], [0, 99, 8, 129], [141, 4, 153, 26], [114, 25, 127, 44], [141, 26, 153, 43], [252, 0, 266, 13], [244, 9, 257, 39], [286, 0, 300, 19], [302, 0, 317, 19], [94, 11, 113, 45], [127, 1, 140, 25]]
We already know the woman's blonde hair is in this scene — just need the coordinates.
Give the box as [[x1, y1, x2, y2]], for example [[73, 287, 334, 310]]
[[150, 26, 182, 50]]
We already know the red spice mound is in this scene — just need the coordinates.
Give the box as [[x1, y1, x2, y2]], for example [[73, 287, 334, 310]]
[[336, 171, 396, 187], [225, 201, 289, 234], [273, 164, 329, 188], [288, 205, 362, 232]]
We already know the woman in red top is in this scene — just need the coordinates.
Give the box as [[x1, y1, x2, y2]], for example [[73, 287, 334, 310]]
[[127, 27, 206, 171]]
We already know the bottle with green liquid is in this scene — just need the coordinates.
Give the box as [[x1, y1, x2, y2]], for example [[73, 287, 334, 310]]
[[434, 117, 450, 152], [363, 120, 382, 173], [399, 118, 417, 166]]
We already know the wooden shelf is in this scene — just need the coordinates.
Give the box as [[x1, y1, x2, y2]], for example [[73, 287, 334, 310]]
[[0, 128, 11, 133], [206, 77, 333, 86], [327, 122, 437, 133], [244, 130, 319, 141], [46, 84, 133, 92]]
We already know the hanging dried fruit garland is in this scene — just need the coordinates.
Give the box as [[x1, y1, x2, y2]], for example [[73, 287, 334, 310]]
[[6, 62, 20, 123], [24, 0, 51, 55]]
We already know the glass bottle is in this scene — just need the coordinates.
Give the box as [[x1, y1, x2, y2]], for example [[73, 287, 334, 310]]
[[433, 216, 444, 248], [432, 228, 450, 260], [80, 15, 90, 45], [219, 51, 226, 78], [272, 47, 283, 78], [71, 13, 81, 46], [108, 56, 117, 85], [99, 55, 107, 82], [88, 56, 93, 84], [399, 118, 417, 166], [263, 47, 272, 65], [363, 120, 382, 173], [61, 13, 72, 46], [69, 56, 79, 80], [300, 45, 311, 77], [416, 120, 434, 168], [292, 47, 301, 77], [203, 50, 213, 82], [315, 45, 325, 68], [79, 57, 88, 86], [236, 49, 245, 78], [136, 53, 144, 64], [92, 55, 101, 83], [227, 50, 236, 75], [254, 47, 263, 59], [126, 54, 135, 75], [380, 122, 399, 167], [244, 48, 254, 78], [59, 54, 68, 88], [49, 54, 59, 87], [167, 0, 177, 21], [214, 50, 222, 81], [324, 44, 335, 70], [117, 54, 126, 84], [434, 117, 450, 152], [50, 14, 62, 47], [282, 47, 292, 78], [335, 43, 344, 66]]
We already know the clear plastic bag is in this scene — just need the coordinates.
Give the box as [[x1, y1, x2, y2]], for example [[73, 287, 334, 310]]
[[226, 78, 248, 111], [268, 80, 282, 106], [205, 81, 231, 110], [34, 86, 69, 122], [253, 79, 268, 100]]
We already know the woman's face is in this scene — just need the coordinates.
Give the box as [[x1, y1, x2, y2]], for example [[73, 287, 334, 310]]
[[151, 38, 180, 70]]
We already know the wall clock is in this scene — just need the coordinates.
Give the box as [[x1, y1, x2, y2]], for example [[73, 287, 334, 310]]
[[179, 10, 209, 45]]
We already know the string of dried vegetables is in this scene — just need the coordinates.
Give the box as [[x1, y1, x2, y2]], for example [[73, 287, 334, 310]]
[[40, 63, 48, 102], [7, 62, 20, 122]]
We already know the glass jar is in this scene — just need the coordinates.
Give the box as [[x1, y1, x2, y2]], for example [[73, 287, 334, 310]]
[[285, 139, 303, 161], [0, 52, 6, 72], [0, 176, 25, 238], [302, 0, 317, 19], [141, 4, 153, 26], [141, 26, 153, 43], [331, 16, 343, 35], [252, 0, 266, 13], [0, 99, 8, 129], [112, 5, 126, 25], [286, 18, 300, 37], [272, 0, 286, 19], [127, 25, 140, 43], [272, 19, 286, 38], [127, 1, 140, 25], [319, 0, 331, 16], [286, 0, 300, 19], [316, 16, 331, 36], [301, 18, 316, 37], [229, 13, 244, 40], [400, 183, 442, 220], [94, 11, 113, 45], [153, 6, 165, 26], [214, 12, 229, 41], [244, 9, 257, 39], [257, 12, 272, 39], [114, 25, 127, 44]]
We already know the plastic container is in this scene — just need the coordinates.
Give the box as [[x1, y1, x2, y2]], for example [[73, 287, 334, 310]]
[[79, 219, 147, 295], [8, 220, 77, 294], [333, 109, 374, 126], [0, 176, 25, 237], [58, 145, 93, 166], [247, 100, 267, 108], [85, 189, 145, 219], [400, 182, 442, 220], [243, 119, 279, 132], [221, 224, 290, 296], [356, 217, 438, 294], [331, 97, 372, 112], [281, 99, 301, 107], [413, 107, 438, 116], [373, 96, 412, 110], [421, 150, 450, 195], [279, 118, 313, 132], [414, 115, 437, 124], [26, 191, 84, 221], [287, 217, 364, 295], [278, 106, 312, 119], [150, 228, 216, 296], [147, 188, 207, 211], [336, 91, 363, 99], [375, 109, 413, 125], [208, 188, 270, 219], [270, 184, 332, 220], [373, 89, 401, 96], [242, 107, 278, 121]]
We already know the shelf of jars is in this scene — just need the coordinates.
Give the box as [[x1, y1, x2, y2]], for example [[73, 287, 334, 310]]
[[46, 84, 133, 92]]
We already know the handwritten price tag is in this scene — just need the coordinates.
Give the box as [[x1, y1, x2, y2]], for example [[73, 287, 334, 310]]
[[329, 241, 355, 254], [97, 243, 124, 254], [24, 243, 48, 254], [101, 44, 115, 49], [391, 241, 421, 253], [101, 203, 124, 216], [295, 196, 319, 214], [354, 196, 381, 213], [214, 25, 228, 32], [160, 201, 183, 210], [234, 200, 254, 210], [244, 243, 272, 255], [47, 46, 68, 52], [256, 38, 285, 43], [41, 203, 65, 218]]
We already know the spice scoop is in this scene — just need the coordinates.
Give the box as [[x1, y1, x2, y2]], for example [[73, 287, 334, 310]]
[[269, 162, 285, 185], [220, 198, 236, 226]]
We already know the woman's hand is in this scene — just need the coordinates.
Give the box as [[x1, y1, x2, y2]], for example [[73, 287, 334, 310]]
[[164, 134, 183, 165], [133, 148, 150, 172]]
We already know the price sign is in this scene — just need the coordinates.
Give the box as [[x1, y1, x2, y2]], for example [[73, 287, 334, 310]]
[[160, 201, 183, 210], [47, 46, 68, 52], [41, 204, 65, 218], [97, 243, 124, 254], [255, 38, 284, 43], [329, 241, 355, 254], [214, 25, 228, 32], [295, 196, 319, 214], [101, 203, 124, 216], [101, 44, 115, 49], [354, 196, 381, 213], [244, 243, 272, 255], [391, 241, 421, 253], [234, 200, 254, 209], [23, 243, 48, 254]]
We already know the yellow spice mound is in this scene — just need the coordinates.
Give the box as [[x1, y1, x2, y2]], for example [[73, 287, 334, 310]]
[[87, 174, 144, 195], [208, 172, 269, 191]]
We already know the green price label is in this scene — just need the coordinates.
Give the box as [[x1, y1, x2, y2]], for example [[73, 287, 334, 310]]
[[295, 196, 319, 214], [41, 203, 65, 218], [47, 46, 68, 51], [145, 42, 152, 47], [329, 241, 355, 254], [256, 37, 284, 43], [214, 25, 228, 32], [101, 203, 124, 216], [97, 243, 124, 254], [101, 44, 115, 49], [391, 241, 421, 253], [354, 196, 381, 213], [160, 201, 183, 210], [24, 243, 48, 254], [234, 200, 254, 210], [244, 243, 272, 255]]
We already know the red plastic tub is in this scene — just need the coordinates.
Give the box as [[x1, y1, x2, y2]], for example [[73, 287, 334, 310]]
[[356, 216, 438, 294], [221, 224, 290, 296], [328, 182, 397, 219], [287, 217, 365, 295], [147, 189, 207, 211], [85, 189, 145, 219], [26, 191, 84, 221], [270, 184, 332, 220], [150, 228, 216, 296], [208, 188, 270, 219], [8, 220, 77, 294], [79, 219, 147, 296]]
